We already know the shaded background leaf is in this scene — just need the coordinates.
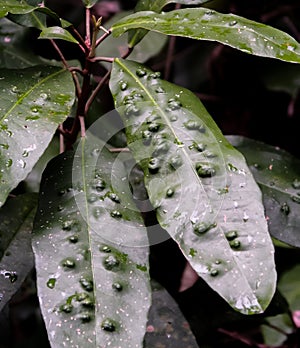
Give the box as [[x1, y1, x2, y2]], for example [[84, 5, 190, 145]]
[[228, 135, 300, 248], [0, 66, 74, 207], [0, 193, 37, 311], [32, 134, 151, 348], [110, 59, 276, 315], [112, 8, 300, 63]]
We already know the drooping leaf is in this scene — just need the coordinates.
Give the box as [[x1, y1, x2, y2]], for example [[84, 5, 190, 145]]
[[96, 11, 167, 70], [39, 26, 78, 43], [0, 193, 37, 311], [32, 134, 151, 348], [110, 59, 276, 315], [0, 66, 75, 207], [112, 8, 300, 63], [129, 0, 210, 46], [227, 136, 300, 248]]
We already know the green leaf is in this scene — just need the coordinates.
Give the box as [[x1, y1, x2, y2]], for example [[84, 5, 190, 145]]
[[32, 135, 151, 348], [261, 314, 293, 347], [0, 193, 37, 311], [278, 264, 300, 310], [112, 8, 300, 63], [129, 0, 210, 46], [96, 11, 167, 70], [0, 18, 54, 69], [0, 66, 75, 207], [0, 0, 35, 17], [39, 26, 78, 43], [110, 59, 276, 315], [82, 0, 99, 8], [227, 136, 300, 248]]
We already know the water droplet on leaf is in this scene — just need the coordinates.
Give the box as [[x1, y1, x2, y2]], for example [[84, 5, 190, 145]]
[[101, 318, 117, 332], [62, 258, 76, 268], [166, 188, 174, 197], [230, 240, 241, 249], [148, 157, 160, 173], [136, 68, 147, 77], [112, 282, 123, 291], [110, 210, 122, 218], [119, 81, 128, 91], [225, 230, 238, 240], [103, 255, 120, 271], [196, 163, 216, 177], [280, 202, 290, 215], [80, 277, 93, 292], [47, 278, 56, 289]]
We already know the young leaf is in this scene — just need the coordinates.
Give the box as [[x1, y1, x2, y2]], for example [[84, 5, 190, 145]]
[[82, 0, 99, 9], [39, 26, 78, 44], [227, 136, 300, 248], [0, 193, 37, 311], [112, 8, 300, 63], [110, 59, 276, 315], [0, 66, 75, 207], [129, 0, 210, 46], [32, 135, 151, 348]]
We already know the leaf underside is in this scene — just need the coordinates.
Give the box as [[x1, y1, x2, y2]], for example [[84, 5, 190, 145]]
[[0, 66, 74, 207], [32, 135, 151, 348], [228, 136, 300, 248], [109, 58, 276, 315], [112, 8, 300, 63]]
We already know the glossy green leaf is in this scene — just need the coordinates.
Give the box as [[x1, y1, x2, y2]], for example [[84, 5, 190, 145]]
[[129, 0, 210, 46], [32, 135, 150, 348], [82, 0, 99, 8], [0, 193, 37, 311], [0, 66, 75, 207], [0, 0, 35, 17], [112, 8, 300, 63], [110, 59, 276, 315], [96, 11, 167, 70], [39, 26, 78, 43], [228, 136, 300, 248]]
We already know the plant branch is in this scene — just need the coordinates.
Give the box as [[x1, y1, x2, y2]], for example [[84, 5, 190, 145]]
[[95, 30, 111, 47], [69, 26, 90, 54], [85, 7, 91, 47]]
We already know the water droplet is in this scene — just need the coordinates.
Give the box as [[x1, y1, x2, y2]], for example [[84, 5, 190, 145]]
[[210, 269, 218, 276], [76, 292, 89, 301], [93, 178, 106, 191], [81, 297, 94, 308], [148, 72, 161, 79], [193, 222, 216, 235], [47, 278, 56, 289], [112, 282, 123, 291], [189, 142, 206, 152], [40, 92, 48, 99], [62, 220, 73, 231], [88, 194, 98, 203], [292, 179, 300, 189], [101, 318, 117, 332], [225, 230, 238, 241], [153, 139, 170, 156], [229, 20, 237, 26], [0, 143, 9, 150], [123, 95, 134, 105], [60, 303, 73, 313], [119, 81, 128, 91], [100, 245, 111, 253], [205, 9, 215, 15], [148, 122, 160, 132], [280, 202, 290, 215], [31, 107, 39, 113], [69, 235, 79, 243], [169, 155, 183, 170], [148, 157, 160, 173], [62, 258, 76, 268], [292, 195, 300, 204], [125, 104, 140, 117], [155, 86, 165, 93], [11, 86, 18, 93], [230, 240, 241, 249], [184, 120, 205, 132], [110, 210, 122, 218], [166, 188, 174, 197], [103, 255, 120, 271], [168, 98, 182, 110], [203, 150, 217, 158], [57, 205, 64, 212], [80, 277, 93, 291], [5, 158, 12, 167], [169, 115, 178, 122], [22, 150, 29, 157], [196, 163, 216, 177], [136, 68, 147, 77], [77, 312, 92, 323], [3, 271, 18, 283], [189, 248, 197, 257], [93, 207, 101, 219], [228, 163, 238, 172], [108, 193, 120, 203]]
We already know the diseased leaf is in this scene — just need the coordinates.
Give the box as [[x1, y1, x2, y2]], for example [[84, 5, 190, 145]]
[[39, 26, 78, 43], [110, 59, 276, 315], [129, 0, 210, 46], [0, 193, 37, 311], [32, 135, 151, 348], [0, 66, 75, 207], [112, 8, 300, 63], [227, 136, 300, 248]]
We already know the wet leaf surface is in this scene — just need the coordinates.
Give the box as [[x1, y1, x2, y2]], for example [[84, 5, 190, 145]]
[[112, 8, 300, 63], [32, 135, 150, 348], [110, 59, 276, 315], [228, 136, 300, 248], [0, 66, 74, 207]]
